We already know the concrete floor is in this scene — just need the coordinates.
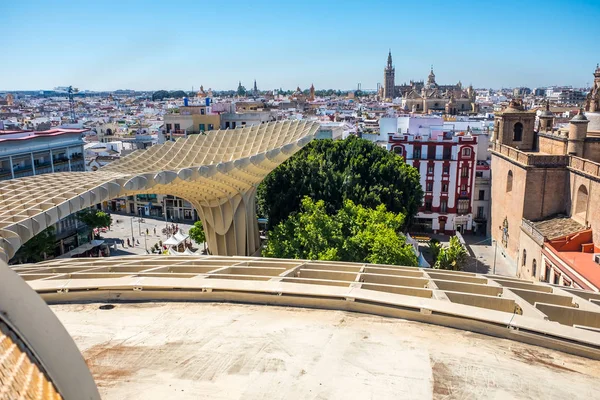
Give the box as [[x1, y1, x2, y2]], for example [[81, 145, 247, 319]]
[[53, 302, 600, 400]]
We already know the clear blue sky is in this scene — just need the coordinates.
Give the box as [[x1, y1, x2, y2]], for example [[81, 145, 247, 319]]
[[1, 0, 599, 91]]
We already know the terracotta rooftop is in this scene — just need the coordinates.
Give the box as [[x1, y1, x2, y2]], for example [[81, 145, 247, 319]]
[[545, 229, 600, 290], [532, 216, 586, 240]]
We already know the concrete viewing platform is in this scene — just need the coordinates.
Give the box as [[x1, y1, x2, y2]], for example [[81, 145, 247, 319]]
[[53, 301, 600, 400], [6, 254, 600, 398]]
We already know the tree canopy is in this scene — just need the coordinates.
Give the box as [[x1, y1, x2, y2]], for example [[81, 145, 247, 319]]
[[11, 226, 55, 264], [188, 221, 206, 251], [263, 197, 418, 266], [76, 209, 112, 235], [257, 136, 423, 229], [434, 236, 468, 271], [151, 90, 188, 101]]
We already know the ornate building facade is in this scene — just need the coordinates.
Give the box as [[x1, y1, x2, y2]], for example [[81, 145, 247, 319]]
[[490, 66, 600, 290], [382, 52, 477, 114]]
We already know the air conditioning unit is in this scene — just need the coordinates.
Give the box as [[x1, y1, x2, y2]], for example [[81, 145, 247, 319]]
[[594, 254, 600, 265]]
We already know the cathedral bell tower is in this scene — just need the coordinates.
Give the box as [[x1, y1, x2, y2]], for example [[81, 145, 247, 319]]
[[383, 50, 395, 100], [492, 99, 536, 151]]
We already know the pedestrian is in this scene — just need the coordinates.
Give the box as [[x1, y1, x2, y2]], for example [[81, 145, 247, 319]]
[[126, 238, 130, 247], [146, 228, 149, 236], [153, 227, 156, 235]]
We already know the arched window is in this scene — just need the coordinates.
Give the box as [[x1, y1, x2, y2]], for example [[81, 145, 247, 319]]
[[462, 147, 471, 157], [532, 260, 537, 278], [513, 122, 523, 141], [522, 249, 527, 267], [393, 146, 403, 155], [506, 170, 513, 192], [575, 185, 588, 220]]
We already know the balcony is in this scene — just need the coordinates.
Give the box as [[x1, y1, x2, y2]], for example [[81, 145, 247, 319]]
[[475, 177, 490, 186], [569, 156, 600, 179], [491, 143, 568, 167], [521, 219, 545, 246]]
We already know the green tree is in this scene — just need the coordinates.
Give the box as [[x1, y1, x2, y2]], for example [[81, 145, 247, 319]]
[[76, 209, 112, 238], [434, 236, 468, 271], [257, 136, 423, 229], [263, 197, 418, 266], [152, 90, 169, 101], [170, 90, 187, 99], [428, 239, 442, 263], [11, 226, 55, 264], [188, 221, 207, 252]]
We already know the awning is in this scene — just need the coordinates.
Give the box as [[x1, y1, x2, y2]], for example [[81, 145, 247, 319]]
[[164, 232, 189, 247], [57, 240, 104, 259]]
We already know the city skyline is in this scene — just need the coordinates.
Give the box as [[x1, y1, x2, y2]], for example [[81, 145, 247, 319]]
[[1, 0, 600, 91]]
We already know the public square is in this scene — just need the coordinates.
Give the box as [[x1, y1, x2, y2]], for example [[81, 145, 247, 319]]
[[100, 213, 198, 256]]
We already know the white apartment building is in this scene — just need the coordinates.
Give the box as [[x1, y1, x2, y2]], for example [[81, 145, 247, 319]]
[[0, 128, 87, 256], [381, 115, 492, 235]]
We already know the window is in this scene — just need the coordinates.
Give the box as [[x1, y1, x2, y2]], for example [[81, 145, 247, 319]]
[[522, 250, 527, 267], [166, 123, 172, 133], [208, 124, 214, 131], [393, 147, 403, 155], [174, 123, 180, 131], [199, 124, 205, 132], [462, 147, 471, 157], [461, 166, 468, 177], [506, 170, 513, 192], [225, 122, 230, 129], [200, 108, 205, 115], [413, 147, 422, 159], [475, 171, 483, 177], [427, 165, 434, 174], [440, 200, 447, 213], [443, 147, 451, 160], [457, 199, 469, 214], [232, 122, 237, 129], [443, 165, 449, 174], [513, 122, 523, 141], [478, 190, 485, 201], [426, 182, 433, 192], [544, 264, 550, 282], [532, 259, 537, 277], [477, 206, 484, 218], [460, 184, 467, 192], [442, 183, 448, 193], [554, 271, 560, 285], [424, 199, 432, 211]]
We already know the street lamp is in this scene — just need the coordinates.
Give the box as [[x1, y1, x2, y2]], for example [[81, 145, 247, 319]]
[[130, 217, 134, 246], [492, 239, 498, 275]]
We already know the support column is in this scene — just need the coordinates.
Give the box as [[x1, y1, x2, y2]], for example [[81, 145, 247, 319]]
[[8, 156, 14, 179], [30, 152, 36, 175], [50, 149, 54, 172], [191, 187, 260, 257]]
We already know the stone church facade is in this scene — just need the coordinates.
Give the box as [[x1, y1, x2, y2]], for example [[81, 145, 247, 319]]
[[490, 65, 600, 288]]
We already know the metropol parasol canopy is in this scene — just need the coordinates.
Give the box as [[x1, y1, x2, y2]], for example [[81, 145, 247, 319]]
[[0, 120, 319, 262]]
